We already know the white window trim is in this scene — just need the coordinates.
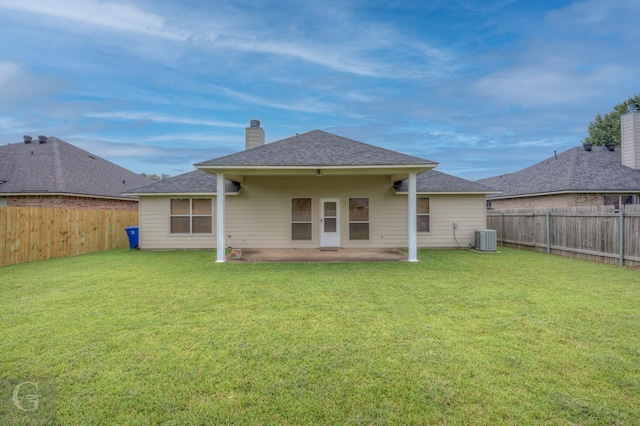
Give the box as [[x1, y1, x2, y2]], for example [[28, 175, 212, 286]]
[[291, 197, 313, 241], [417, 196, 431, 234], [348, 197, 370, 241]]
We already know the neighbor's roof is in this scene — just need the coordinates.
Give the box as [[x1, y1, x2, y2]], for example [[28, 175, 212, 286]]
[[0, 136, 155, 199], [123, 170, 240, 195], [196, 130, 437, 168], [477, 146, 640, 199], [396, 170, 499, 194]]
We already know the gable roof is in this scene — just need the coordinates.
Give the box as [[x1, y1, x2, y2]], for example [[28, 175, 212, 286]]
[[477, 146, 640, 199], [123, 170, 240, 195], [396, 170, 499, 194], [125, 129, 496, 196], [196, 130, 436, 168], [0, 136, 155, 199]]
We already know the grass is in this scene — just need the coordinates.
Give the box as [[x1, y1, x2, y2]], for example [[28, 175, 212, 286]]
[[1, 248, 639, 425]]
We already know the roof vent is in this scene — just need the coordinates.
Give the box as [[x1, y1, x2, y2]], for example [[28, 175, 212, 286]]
[[38, 135, 48, 144], [249, 119, 261, 128], [583, 143, 592, 151], [23, 135, 33, 144], [605, 142, 615, 151], [628, 103, 639, 113]]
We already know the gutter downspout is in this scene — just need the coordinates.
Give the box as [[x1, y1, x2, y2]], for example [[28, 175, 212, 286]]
[[216, 173, 226, 263], [408, 172, 418, 262], [619, 207, 624, 267]]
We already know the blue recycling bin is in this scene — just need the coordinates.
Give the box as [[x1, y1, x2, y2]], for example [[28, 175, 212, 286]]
[[125, 226, 139, 249]]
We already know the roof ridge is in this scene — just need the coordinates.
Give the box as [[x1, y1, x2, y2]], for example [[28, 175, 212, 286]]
[[563, 147, 579, 189], [51, 137, 66, 192], [196, 129, 436, 167]]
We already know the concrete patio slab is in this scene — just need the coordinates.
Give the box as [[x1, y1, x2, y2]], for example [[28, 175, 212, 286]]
[[225, 248, 408, 263]]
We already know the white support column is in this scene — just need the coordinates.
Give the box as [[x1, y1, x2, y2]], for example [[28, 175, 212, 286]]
[[408, 172, 418, 262], [216, 173, 226, 263]]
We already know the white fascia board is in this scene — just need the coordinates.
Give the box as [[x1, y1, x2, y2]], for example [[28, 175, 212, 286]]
[[129, 192, 239, 197]]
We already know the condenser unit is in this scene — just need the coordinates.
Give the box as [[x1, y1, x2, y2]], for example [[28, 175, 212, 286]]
[[475, 229, 497, 251]]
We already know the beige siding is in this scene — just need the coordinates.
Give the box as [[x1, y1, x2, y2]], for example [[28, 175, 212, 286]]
[[138, 196, 217, 250], [226, 176, 397, 249], [138, 176, 487, 250], [417, 194, 487, 248]]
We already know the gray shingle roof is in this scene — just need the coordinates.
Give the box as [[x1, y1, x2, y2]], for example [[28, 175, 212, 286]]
[[395, 170, 498, 193], [477, 146, 640, 199], [126, 130, 494, 195], [0, 136, 155, 199], [196, 130, 436, 167], [123, 170, 240, 194]]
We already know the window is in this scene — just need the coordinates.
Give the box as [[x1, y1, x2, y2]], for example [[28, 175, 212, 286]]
[[417, 197, 430, 233], [292, 198, 312, 240], [349, 198, 369, 240], [604, 194, 639, 210], [170, 199, 212, 234]]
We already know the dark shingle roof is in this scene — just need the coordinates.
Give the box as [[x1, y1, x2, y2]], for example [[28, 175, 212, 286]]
[[395, 170, 499, 193], [0, 136, 155, 199], [124, 170, 240, 194], [477, 146, 640, 199], [196, 130, 436, 167], [126, 130, 494, 195]]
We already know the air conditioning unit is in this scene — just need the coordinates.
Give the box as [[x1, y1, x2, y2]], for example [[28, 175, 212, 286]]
[[475, 229, 497, 251]]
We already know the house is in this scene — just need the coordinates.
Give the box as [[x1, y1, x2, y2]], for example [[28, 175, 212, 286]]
[[126, 121, 497, 262], [477, 104, 640, 210], [0, 135, 155, 210]]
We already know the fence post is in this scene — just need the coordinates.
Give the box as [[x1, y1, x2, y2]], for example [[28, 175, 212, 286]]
[[500, 212, 504, 247], [619, 208, 624, 267], [546, 210, 551, 254]]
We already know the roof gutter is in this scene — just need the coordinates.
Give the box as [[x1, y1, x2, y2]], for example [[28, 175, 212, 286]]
[[396, 190, 503, 196], [1, 192, 141, 201], [124, 191, 240, 197], [195, 164, 437, 183], [487, 189, 640, 200]]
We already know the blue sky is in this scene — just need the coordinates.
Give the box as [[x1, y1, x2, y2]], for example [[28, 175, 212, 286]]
[[0, 0, 638, 180]]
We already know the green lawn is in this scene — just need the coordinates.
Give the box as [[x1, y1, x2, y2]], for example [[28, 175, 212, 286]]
[[1, 248, 639, 425]]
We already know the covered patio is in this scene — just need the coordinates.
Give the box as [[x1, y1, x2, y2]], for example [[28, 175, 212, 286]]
[[225, 248, 408, 263]]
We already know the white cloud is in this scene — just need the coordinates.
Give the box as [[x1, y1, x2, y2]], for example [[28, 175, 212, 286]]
[[209, 85, 337, 115], [0, 61, 65, 107], [144, 133, 238, 143], [0, 61, 22, 86], [546, 0, 640, 37], [85, 111, 243, 128], [0, 0, 187, 40], [0, 115, 25, 132], [0, 0, 452, 80]]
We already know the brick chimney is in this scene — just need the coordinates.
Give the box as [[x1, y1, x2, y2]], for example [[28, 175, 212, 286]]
[[245, 119, 264, 150], [621, 103, 640, 170]]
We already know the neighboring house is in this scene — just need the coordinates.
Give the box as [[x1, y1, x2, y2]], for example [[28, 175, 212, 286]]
[[0, 135, 155, 210], [477, 104, 640, 210], [126, 121, 497, 261]]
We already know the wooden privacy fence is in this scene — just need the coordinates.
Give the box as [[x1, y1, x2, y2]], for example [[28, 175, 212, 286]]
[[0, 207, 138, 266], [487, 205, 640, 267]]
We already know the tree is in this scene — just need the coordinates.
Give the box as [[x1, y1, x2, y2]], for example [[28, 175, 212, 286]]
[[141, 173, 170, 180], [583, 95, 640, 146]]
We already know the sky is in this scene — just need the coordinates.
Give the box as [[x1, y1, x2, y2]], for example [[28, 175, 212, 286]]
[[0, 0, 638, 180]]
